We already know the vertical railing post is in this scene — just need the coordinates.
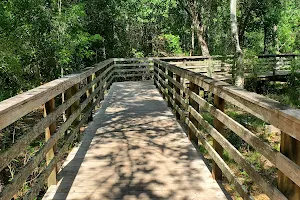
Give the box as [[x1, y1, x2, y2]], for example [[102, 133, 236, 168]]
[[188, 82, 199, 145], [65, 83, 80, 126], [278, 133, 300, 199], [43, 98, 57, 186], [175, 74, 181, 120], [159, 64, 166, 99], [212, 95, 225, 180], [167, 68, 174, 108], [154, 62, 158, 88], [95, 70, 102, 101], [86, 74, 94, 122]]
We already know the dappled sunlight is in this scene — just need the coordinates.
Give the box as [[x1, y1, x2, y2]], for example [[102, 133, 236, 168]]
[[43, 81, 229, 200]]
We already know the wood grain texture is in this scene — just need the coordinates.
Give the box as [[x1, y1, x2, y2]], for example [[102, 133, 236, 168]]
[[43, 81, 229, 200], [212, 95, 225, 181], [153, 59, 300, 141], [0, 59, 113, 130], [44, 98, 57, 187]]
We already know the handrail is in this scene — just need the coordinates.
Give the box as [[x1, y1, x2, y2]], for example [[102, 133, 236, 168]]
[[0, 57, 154, 200], [0, 56, 299, 199], [0, 59, 114, 130], [153, 59, 300, 200]]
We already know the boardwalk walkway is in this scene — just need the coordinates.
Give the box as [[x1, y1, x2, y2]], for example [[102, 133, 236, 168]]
[[43, 81, 229, 200]]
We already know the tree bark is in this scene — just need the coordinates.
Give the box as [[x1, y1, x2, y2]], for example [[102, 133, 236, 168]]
[[230, 0, 244, 88], [190, 24, 195, 56], [179, 0, 210, 56]]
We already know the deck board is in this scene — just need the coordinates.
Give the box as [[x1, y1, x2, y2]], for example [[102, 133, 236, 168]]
[[43, 81, 229, 200]]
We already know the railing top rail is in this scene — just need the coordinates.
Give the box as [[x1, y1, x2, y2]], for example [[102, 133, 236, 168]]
[[258, 54, 299, 58], [0, 58, 114, 130], [153, 55, 234, 61], [153, 59, 300, 141]]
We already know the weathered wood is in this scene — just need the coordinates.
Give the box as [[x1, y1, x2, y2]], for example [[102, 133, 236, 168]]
[[154, 59, 300, 142], [154, 73, 187, 110], [154, 78, 185, 119], [24, 91, 104, 200], [175, 74, 181, 120], [212, 95, 225, 181], [65, 84, 80, 127], [0, 80, 103, 200], [86, 75, 94, 122], [43, 81, 228, 200], [0, 59, 113, 130], [185, 118, 254, 200], [114, 73, 153, 78], [158, 70, 300, 187], [188, 82, 199, 145], [167, 70, 174, 108], [114, 68, 151, 73], [158, 65, 166, 99], [188, 106, 287, 200], [0, 76, 103, 172], [156, 55, 234, 62], [278, 133, 300, 200], [113, 63, 152, 67], [113, 58, 151, 62], [155, 62, 300, 189], [43, 98, 57, 187]]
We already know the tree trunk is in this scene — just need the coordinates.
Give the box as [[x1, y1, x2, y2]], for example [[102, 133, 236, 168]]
[[193, 19, 210, 56], [182, 0, 210, 56], [190, 24, 195, 56], [230, 0, 244, 88]]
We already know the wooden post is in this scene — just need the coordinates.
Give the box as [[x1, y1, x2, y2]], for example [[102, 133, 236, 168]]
[[159, 65, 166, 99], [168, 69, 174, 108], [43, 98, 57, 186], [154, 63, 158, 88], [278, 133, 300, 200], [86, 74, 94, 122], [188, 82, 199, 145], [212, 95, 225, 181], [175, 74, 181, 120], [65, 84, 80, 125], [95, 70, 101, 100]]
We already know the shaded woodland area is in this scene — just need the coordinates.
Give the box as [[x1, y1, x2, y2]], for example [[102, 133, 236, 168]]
[[0, 0, 299, 100]]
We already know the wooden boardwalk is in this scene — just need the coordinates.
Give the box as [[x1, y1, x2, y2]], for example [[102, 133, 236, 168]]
[[43, 81, 229, 200]]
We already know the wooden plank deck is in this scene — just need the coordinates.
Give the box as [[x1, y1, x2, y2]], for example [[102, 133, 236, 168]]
[[43, 81, 230, 200]]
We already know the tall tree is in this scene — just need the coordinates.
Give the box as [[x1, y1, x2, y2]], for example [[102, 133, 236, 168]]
[[178, 0, 210, 56], [230, 0, 244, 87]]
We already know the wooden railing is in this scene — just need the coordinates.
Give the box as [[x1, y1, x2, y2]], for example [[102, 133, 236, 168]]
[[153, 59, 300, 200], [0, 58, 154, 200], [113, 58, 154, 80], [162, 55, 299, 80], [0, 57, 299, 199], [160, 55, 233, 76]]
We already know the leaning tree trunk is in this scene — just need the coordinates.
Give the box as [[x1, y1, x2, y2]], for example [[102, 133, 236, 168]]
[[193, 19, 210, 57], [230, 0, 244, 88]]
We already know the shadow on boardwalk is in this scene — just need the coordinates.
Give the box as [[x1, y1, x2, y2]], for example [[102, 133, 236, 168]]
[[44, 81, 230, 200]]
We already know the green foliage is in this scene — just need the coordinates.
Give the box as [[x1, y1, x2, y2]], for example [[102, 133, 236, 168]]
[[131, 48, 144, 58], [153, 34, 183, 56], [0, 0, 103, 100], [0, 0, 299, 102], [163, 34, 183, 55]]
